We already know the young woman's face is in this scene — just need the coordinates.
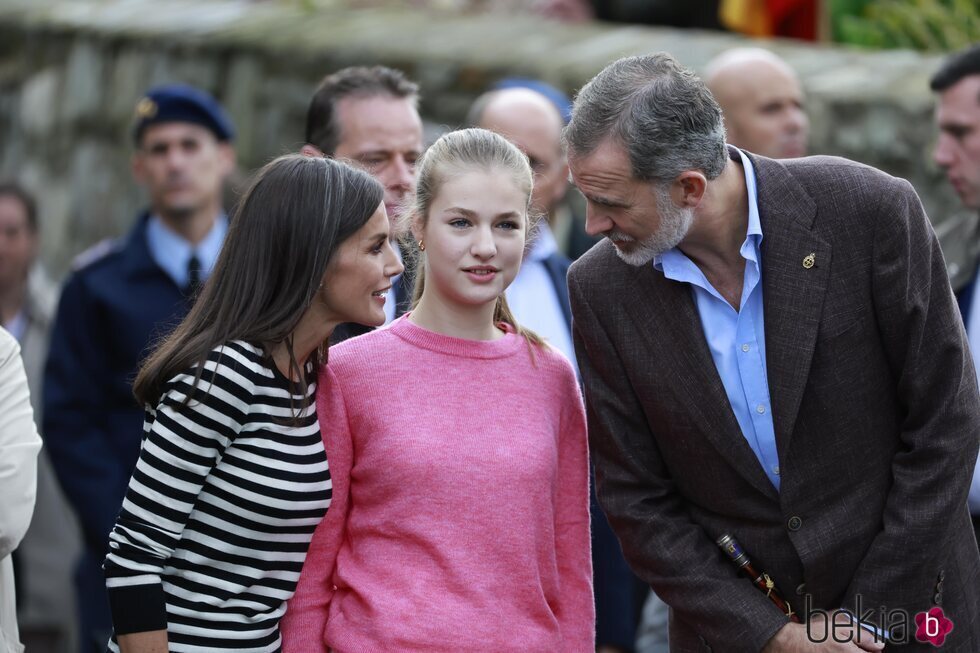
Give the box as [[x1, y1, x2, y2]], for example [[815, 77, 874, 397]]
[[418, 168, 528, 311], [320, 202, 404, 327]]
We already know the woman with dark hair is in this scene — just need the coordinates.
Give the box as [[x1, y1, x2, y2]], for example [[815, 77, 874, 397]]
[[102, 153, 403, 653]]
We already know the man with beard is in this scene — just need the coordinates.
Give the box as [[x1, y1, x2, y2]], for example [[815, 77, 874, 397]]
[[44, 84, 235, 652], [302, 65, 423, 342], [705, 48, 809, 160], [567, 53, 980, 652]]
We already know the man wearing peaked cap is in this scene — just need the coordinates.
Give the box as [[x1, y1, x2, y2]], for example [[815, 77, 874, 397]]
[[43, 83, 235, 653]]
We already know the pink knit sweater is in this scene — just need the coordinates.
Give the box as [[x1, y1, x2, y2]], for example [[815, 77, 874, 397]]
[[281, 315, 594, 652]]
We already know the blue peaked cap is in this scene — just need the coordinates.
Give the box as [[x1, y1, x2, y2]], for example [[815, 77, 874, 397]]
[[132, 83, 235, 144]]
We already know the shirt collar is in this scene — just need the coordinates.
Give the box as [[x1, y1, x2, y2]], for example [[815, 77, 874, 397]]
[[654, 146, 763, 278], [146, 213, 228, 288]]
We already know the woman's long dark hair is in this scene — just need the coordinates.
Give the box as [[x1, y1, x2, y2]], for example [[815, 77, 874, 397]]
[[134, 153, 384, 408]]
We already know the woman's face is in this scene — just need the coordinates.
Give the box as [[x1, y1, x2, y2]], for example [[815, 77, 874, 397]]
[[320, 202, 404, 327], [417, 168, 528, 312]]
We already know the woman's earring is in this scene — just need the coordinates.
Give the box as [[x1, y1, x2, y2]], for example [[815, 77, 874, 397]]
[[418, 239, 425, 252]]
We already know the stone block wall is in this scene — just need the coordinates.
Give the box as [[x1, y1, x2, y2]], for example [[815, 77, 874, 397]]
[[0, 0, 973, 282]]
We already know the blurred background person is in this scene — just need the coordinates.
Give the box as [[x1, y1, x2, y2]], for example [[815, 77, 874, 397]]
[[0, 325, 42, 653], [705, 47, 809, 159], [302, 65, 424, 343], [931, 42, 980, 549], [43, 84, 235, 653], [0, 180, 80, 653]]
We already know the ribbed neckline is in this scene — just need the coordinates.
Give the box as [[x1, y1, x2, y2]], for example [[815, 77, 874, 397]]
[[390, 314, 524, 360]]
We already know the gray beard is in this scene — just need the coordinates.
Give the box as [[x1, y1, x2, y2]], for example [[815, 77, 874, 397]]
[[610, 185, 694, 267]]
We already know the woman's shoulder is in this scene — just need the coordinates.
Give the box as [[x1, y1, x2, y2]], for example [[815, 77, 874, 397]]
[[166, 340, 270, 392], [205, 340, 269, 374]]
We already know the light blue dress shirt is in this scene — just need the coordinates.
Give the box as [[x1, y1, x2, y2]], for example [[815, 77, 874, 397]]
[[506, 223, 578, 375], [146, 214, 228, 289], [654, 149, 781, 490]]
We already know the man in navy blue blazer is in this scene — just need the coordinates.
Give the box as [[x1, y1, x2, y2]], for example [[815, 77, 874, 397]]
[[43, 84, 235, 652], [931, 44, 980, 549]]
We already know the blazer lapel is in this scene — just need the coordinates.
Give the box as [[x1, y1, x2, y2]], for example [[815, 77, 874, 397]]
[[752, 154, 830, 462], [621, 262, 780, 500]]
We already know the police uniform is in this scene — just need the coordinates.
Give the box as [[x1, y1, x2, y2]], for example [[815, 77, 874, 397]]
[[42, 84, 233, 653]]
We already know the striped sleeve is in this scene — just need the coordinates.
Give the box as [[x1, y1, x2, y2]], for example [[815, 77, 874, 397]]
[[104, 345, 254, 635]]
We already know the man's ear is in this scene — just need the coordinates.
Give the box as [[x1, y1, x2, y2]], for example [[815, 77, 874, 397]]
[[552, 160, 570, 205], [131, 152, 146, 185], [672, 171, 707, 208], [218, 143, 236, 178], [301, 144, 324, 158]]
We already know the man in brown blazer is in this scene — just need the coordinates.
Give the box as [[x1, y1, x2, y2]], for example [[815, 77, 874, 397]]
[[566, 53, 980, 652]]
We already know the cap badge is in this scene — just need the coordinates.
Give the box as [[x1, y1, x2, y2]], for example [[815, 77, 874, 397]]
[[135, 97, 157, 119]]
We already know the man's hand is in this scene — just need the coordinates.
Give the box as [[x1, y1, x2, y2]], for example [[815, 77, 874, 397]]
[[763, 613, 886, 652]]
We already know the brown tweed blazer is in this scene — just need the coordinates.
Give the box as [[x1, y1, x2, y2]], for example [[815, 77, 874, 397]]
[[568, 151, 980, 653]]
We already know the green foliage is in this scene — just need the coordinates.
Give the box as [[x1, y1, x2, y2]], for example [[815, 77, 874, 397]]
[[830, 0, 980, 51]]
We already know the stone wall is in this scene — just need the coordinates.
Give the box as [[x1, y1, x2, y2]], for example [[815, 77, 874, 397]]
[[0, 0, 974, 283]]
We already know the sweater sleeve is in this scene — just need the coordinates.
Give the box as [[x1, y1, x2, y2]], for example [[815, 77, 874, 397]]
[[552, 359, 596, 651], [102, 348, 251, 635], [281, 366, 352, 652]]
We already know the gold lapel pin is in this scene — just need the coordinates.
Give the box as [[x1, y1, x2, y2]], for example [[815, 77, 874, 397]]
[[802, 253, 815, 269]]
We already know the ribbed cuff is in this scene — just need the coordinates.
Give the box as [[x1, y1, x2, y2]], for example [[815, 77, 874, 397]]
[[108, 582, 169, 635]]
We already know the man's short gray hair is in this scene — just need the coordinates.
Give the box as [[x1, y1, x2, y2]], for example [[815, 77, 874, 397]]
[[564, 53, 727, 183]]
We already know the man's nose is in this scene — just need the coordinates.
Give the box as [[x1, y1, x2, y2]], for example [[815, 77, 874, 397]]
[[584, 205, 612, 237], [388, 157, 414, 191], [787, 107, 809, 134], [933, 136, 955, 168], [165, 147, 189, 172]]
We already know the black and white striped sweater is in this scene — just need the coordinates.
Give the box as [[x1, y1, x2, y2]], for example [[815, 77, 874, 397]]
[[104, 341, 330, 653]]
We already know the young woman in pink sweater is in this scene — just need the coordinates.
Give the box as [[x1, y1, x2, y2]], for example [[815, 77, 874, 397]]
[[282, 128, 594, 652]]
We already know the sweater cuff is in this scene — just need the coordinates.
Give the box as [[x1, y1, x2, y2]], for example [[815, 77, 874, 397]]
[[107, 580, 169, 634]]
